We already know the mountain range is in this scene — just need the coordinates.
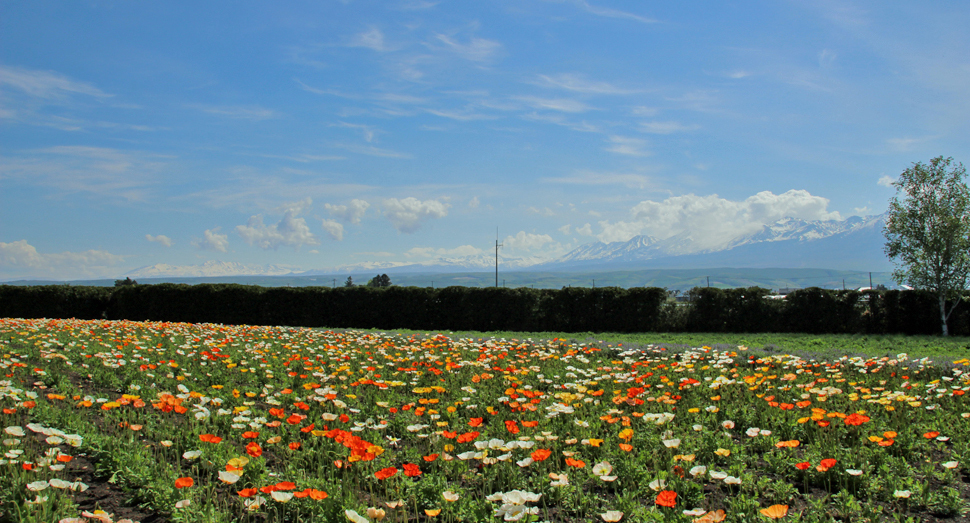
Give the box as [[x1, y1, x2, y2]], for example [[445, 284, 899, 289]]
[[124, 213, 891, 279]]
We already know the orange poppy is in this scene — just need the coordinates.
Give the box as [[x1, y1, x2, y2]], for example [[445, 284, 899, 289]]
[[817, 458, 837, 472], [469, 417, 484, 427], [522, 420, 539, 428], [246, 442, 263, 458], [199, 434, 222, 444], [655, 490, 677, 508], [56, 454, 73, 463], [308, 489, 328, 500], [423, 454, 440, 462], [174, 477, 194, 489], [619, 443, 633, 452], [694, 509, 726, 523], [795, 462, 811, 470], [425, 509, 441, 516], [237, 488, 257, 497], [531, 449, 552, 462], [843, 413, 870, 426], [289, 442, 301, 450], [878, 439, 895, 447], [775, 440, 800, 448], [565, 457, 586, 468], [274, 481, 296, 490], [924, 431, 940, 439], [242, 431, 259, 439], [760, 505, 788, 519], [403, 463, 422, 477], [375, 467, 398, 480]]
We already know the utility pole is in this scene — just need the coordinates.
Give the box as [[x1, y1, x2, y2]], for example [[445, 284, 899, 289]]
[[843, 279, 845, 291], [332, 279, 336, 288], [707, 276, 710, 288], [592, 279, 595, 288], [495, 228, 503, 288], [869, 272, 873, 290]]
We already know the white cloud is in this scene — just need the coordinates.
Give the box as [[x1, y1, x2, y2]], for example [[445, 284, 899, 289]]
[[535, 73, 640, 95], [886, 136, 936, 152], [193, 105, 278, 121], [0, 146, 167, 201], [349, 28, 392, 52], [605, 135, 651, 156], [878, 175, 895, 187], [528, 206, 556, 217], [597, 190, 842, 248], [236, 198, 319, 250], [320, 219, 344, 241], [503, 231, 554, 252], [382, 197, 450, 233], [432, 34, 502, 62], [333, 143, 413, 159], [0, 239, 126, 280], [558, 224, 571, 235], [574, 0, 658, 24], [640, 121, 700, 134], [576, 223, 593, 236], [515, 96, 591, 113], [543, 170, 655, 189], [0, 65, 112, 99], [405, 245, 483, 258], [325, 199, 370, 223], [469, 196, 480, 208], [145, 234, 173, 247], [192, 228, 229, 252]]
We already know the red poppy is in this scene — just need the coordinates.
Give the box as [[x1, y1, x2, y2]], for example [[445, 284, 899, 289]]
[[456, 431, 480, 444], [275, 481, 296, 490], [237, 488, 257, 497], [375, 467, 398, 480], [469, 417, 484, 427], [403, 463, 422, 477], [565, 457, 586, 468], [795, 462, 811, 470], [246, 442, 263, 458], [619, 443, 633, 452], [505, 420, 520, 434], [655, 490, 677, 508], [442, 431, 457, 439], [199, 433, 222, 444], [817, 458, 837, 471], [301, 423, 316, 433], [339, 414, 350, 423], [423, 454, 439, 462], [844, 413, 870, 426], [242, 431, 259, 439], [308, 489, 328, 500], [924, 431, 941, 439], [175, 477, 194, 488], [289, 442, 301, 450], [522, 420, 539, 428]]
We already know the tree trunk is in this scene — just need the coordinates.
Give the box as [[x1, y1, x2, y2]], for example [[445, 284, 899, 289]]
[[940, 293, 950, 337]]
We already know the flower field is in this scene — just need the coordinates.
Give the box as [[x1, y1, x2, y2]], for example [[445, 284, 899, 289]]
[[1, 318, 970, 523]]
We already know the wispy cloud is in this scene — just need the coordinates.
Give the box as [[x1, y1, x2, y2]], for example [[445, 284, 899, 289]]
[[0, 65, 112, 99], [604, 135, 651, 156], [333, 143, 413, 159], [192, 105, 279, 121], [535, 73, 641, 95], [382, 197, 450, 233], [431, 34, 502, 62], [0, 146, 168, 201], [886, 136, 937, 152], [877, 175, 895, 187], [561, 0, 659, 24], [640, 121, 700, 134], [348, 28, 395, 52], [543, 170, 655, 189], [514, 96, 592, 113]]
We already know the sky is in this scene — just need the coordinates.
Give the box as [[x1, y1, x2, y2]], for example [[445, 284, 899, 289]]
[[2, 1, 969, 281]]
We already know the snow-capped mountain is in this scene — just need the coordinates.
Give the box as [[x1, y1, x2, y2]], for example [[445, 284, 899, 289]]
[[302, 253, 547, 275], [541, 213, 890, 271], [126, 261, 300, 278]]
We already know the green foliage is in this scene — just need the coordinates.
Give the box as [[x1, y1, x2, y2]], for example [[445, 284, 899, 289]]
[[885, 156, 970, 336], [366, 274, 392, 288]]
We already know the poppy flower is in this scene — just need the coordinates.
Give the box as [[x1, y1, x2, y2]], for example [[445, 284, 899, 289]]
[[531, 449, 552, 462], [423, 454, 439, 462], [425, 508, 441, 517], [844, 413, 870, 426], [565, 457, 586, 468], [246, 442, 262, 458], [655, 490, 677, 508], [924, 431, 941, 439], [174, 477, 194, 489], [469, 417, 484, 427], [289, 442, 301, 450], [242, 431, 259, 439], [619, 443, 633, 452], [308, 489, 328, 500], [817, 458, 837, 472], [375, 467, 398, 480], [402, 463, 422, 477], [795, 462, 811, 470], [199, 434, 222, 444], [760, 505, 788, 519], [274, 481, 296, 490], [694, 509, 726, 523], [237, 488, 257, 497]]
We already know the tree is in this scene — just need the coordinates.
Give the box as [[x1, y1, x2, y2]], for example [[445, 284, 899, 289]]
[[367, 274, 392, 288], [344, 276, 355, 287], [114, 277, 137, 287], [884, 156, 970, 336]]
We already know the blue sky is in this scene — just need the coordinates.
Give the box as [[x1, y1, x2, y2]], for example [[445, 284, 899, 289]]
[[2, 1, 968, 280]]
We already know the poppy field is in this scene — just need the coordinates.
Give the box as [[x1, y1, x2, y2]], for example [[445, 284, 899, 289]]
[[1, 318, 969, 523]]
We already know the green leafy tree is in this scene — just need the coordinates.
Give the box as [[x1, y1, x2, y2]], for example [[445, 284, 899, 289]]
[[884, 156, 970, 336], [367, 274, 392, 288], [114, 277, 137, 287], [344, 276, 355, 287]]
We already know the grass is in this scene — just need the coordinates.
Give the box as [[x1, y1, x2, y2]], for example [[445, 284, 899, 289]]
[[1, 317, 970, 523]]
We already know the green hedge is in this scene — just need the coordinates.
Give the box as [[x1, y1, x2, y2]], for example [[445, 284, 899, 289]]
[[0, 283, 963, 335]]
